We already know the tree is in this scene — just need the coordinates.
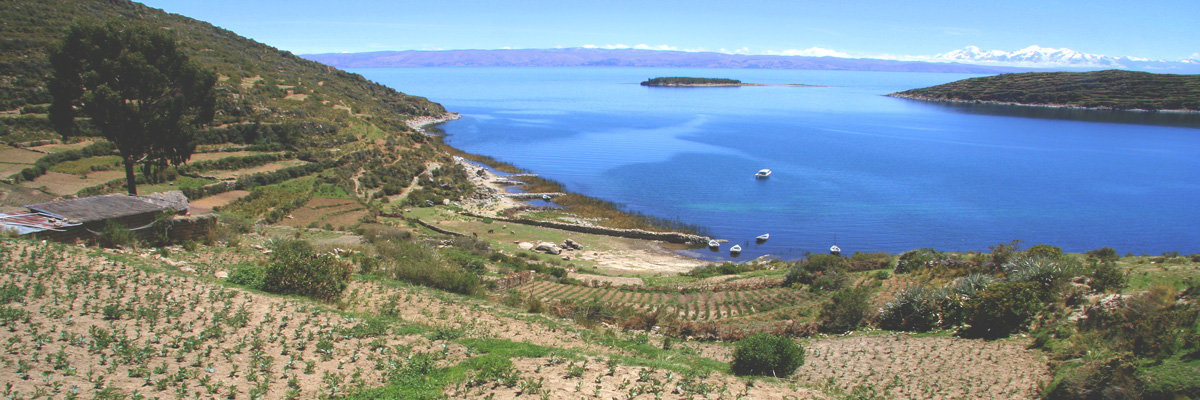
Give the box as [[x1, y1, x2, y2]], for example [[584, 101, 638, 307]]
[[49, 20, 215, 195]]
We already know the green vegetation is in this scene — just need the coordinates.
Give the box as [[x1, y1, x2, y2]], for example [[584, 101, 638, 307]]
[[259, 239, 352, 301], [641, 77, 742, 86], [49, 20, 216, 195], [892, 70, 1200, 111], [730, 333, 804, 377]]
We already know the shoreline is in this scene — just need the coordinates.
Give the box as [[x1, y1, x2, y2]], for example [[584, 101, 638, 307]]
[[406, 112, 462, 133], [887, 93, 1200, 114]]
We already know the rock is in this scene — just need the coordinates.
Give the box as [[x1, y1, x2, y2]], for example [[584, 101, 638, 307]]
[[534, 242, 562, 255], [180, 266, 194, 273], [564, 238, 583, 250], [561, 255, 571, 261], [517, 242, 535, 250], [215, 271, 229, 279], [442, 198, 451, 205]]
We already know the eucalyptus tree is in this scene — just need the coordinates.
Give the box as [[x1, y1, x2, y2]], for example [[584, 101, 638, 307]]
[[49, 20, 215, 195]]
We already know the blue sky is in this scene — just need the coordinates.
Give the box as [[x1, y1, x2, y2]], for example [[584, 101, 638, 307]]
[[140, 0, 1199, 61]]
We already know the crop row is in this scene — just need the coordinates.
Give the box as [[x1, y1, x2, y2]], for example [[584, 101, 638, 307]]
[[517, 280, 808, 321]]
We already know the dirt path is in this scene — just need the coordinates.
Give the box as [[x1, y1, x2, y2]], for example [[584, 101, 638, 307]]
[[189, 190, 250, 214]]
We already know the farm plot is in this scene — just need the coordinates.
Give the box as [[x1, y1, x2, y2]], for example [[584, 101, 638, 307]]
[[207, 159, 308, 180], [516, 280, 812, 322], [20, 170, 125, 195], [0, 240, 468, 399], [795, 334, 1049, 399], [278, 197, 367, 229]]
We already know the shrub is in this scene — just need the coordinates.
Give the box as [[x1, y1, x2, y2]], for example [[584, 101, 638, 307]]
[[785, 254, 846, 285], [818, 287, 872, 333], [1026, 244, 1064, 260], [963, 281, 1043, 338], [730, 333, 804, 377], [226, 262, 267, 289], [878, 286, 943, 332], [1085, 247, 1120, 263], [1089, 262, 1127, 293], [895, 248, 943, 273], [261, 239, 352, 302], [1003, 257, 1080, 302], [96, 220, 137, 248]]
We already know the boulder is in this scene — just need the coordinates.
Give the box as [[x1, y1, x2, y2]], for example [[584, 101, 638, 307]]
[[534, 242, 562, 255], [517, 242, 535, 250], [563, 238, 583, 250]]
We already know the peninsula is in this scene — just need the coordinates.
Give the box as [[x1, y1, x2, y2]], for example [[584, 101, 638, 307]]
[[641, 76, 817, 87], [890, 70, 1200, 111]]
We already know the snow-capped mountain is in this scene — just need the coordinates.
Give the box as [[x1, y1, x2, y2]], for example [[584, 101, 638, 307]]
[[932, 45, 1164, 69]]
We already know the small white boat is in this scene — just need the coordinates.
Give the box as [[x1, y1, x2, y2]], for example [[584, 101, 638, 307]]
[[829, 245, 842, 255], [541, 194, 552, 201], [756, 233, 770, 242], [730, 244, 742, 254], [708, 239, 720, 249], [755, 169, 772, 179]]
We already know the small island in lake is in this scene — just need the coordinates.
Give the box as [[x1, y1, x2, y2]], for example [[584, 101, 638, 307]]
[[641, 76, 816, 87], [890, 70, 1200, 111]]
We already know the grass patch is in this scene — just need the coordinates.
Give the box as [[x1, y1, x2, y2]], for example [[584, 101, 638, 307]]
[[47, 155, 122, 175]]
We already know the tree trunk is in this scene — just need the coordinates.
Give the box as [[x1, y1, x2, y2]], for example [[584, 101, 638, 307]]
[[123, 154, 137, 195]]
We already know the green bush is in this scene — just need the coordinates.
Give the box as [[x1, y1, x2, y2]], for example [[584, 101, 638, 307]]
[[1027, 244, 1064, 259], [1085, 247, 1120, 263], [96, 220, 137, 248], [261, 239, 351, 301], [226, 262, 267, 289], [1089, 262, 1127, 293], [878, 286, 943, 332], [785, 254, 847, 286], [895, 248, 943, 273], [731, 333, 804, 377], [818, 287, 872, 334], [964, 281, 1043, 338]]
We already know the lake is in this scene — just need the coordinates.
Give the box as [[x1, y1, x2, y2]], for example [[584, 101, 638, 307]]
[[354, 67, 1200, 260]]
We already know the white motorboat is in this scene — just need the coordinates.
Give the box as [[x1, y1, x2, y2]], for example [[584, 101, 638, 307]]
[[541, 194, 552, 201], [730, 244, 742, 254], [829, 245, 842, 255], [708, 239, 720, 249], [756, 233, 770, 242], [755, 169, 772, 179]]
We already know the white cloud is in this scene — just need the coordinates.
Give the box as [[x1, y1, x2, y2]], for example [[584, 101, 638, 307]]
[[764, 47, 852, 58]]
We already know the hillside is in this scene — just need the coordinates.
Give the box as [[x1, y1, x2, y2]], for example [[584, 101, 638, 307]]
[[1, 0, 445, 142], [891, 70, 1200, 111], [1, 2, 1198, 400]]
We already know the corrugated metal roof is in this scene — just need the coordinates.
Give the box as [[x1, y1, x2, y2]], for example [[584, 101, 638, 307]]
[[0, 212, 81, 235]]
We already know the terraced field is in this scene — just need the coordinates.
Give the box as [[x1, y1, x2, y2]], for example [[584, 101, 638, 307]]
[[516, 280, 815, 321]]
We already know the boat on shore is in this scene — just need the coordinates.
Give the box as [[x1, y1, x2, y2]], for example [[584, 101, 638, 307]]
[[730, 244, 742, 255], [755, 169, 772, 179], [830, 244, 841, 255], [756, 233, 770, 242]]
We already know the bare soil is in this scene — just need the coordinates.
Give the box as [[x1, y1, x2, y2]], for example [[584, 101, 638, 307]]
[[189, 190, 251, 214], [20, 170, 125, 195]]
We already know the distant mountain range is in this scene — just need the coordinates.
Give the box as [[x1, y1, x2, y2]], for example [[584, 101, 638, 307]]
[[301, 47, 1200, 74], [930, 45, 1200, 72], [301, 48, 1028, 74]]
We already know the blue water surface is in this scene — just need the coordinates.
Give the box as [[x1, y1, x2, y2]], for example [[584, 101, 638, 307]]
[[354, 67, 1200, 260]]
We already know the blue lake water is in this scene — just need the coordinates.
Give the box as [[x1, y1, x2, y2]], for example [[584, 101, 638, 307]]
[[354, 67, 1200, 260]]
